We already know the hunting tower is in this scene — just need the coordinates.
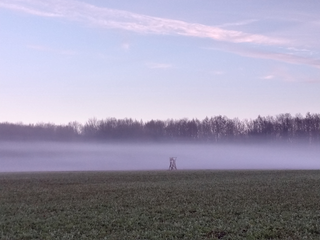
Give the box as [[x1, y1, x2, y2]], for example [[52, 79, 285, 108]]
[[169, 157, 177, 170]]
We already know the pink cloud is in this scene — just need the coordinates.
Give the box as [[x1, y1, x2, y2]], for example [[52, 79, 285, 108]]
[[206, 44, 320, 69], [261, 75, 275, 80], [0, 0, 286, 46], [261, 67, 320, 83]]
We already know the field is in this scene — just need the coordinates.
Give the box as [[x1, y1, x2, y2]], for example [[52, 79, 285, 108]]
[[1, 170, 320, 239]]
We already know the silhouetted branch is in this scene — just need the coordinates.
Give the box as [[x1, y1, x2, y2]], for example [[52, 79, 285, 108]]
[[1, 113, 319, 143]]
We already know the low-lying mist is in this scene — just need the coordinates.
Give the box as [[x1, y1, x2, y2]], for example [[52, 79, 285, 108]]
[[0, 142, 319, 172]]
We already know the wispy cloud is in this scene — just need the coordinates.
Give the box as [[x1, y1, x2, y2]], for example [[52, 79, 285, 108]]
[[261, 75, 275, 80], [212, 71, 225, 75], [121, 42, 130, 50], [261, 68, 320, 83], [27, 44, 77, 55], [0, 0, 286, 46], [3, 0, 319, 69], [205, 44, 320, 69], [240, 49, 320, 69], [217, 19, 258, 28], [278, 74, 320, 83], [146, 62, 172, 69], [0, 1, 60, 17]]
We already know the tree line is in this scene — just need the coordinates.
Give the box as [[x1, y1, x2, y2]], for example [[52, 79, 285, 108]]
[[0, 113, 319, 143]]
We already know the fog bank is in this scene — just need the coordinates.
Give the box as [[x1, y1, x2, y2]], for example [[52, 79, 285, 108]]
[[0, 142, 319, 172]]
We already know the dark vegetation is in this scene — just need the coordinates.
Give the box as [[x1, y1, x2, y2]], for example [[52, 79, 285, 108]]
[[1, 170, 320, 239], [1, 113, 320, 143]]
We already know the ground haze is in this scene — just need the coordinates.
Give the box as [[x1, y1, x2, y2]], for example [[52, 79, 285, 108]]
[[1, 142, 320, 172]]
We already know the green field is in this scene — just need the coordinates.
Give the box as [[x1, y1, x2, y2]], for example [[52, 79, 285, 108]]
[[1, 170, 320, 239]]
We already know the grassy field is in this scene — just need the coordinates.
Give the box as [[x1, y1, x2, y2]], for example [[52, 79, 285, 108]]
[[1, 170, 320, 239]]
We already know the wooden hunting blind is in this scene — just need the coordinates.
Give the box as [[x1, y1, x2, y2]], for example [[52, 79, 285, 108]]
[[169, 157, 177, 170]]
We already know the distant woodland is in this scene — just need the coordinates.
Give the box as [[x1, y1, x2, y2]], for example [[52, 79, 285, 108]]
[[1, 113, 320, 143]]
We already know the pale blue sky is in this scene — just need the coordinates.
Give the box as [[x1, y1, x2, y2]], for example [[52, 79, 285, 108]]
[[1, 0, 319, 124]]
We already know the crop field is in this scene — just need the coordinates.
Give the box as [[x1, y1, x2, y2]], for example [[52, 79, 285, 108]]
[[1, 170, 320, 239]]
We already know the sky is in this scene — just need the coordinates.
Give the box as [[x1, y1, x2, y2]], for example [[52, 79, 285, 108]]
[[1, 0, 320, 124]]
